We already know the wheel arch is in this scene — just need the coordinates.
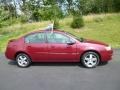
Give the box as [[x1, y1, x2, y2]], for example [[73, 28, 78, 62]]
[[80, 50, 101, 61], [15, 51, 32, 61]]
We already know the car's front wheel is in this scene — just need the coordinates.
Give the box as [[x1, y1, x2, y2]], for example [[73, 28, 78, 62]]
[[81, 51, 100, 68], [16, 53, 31, 68]]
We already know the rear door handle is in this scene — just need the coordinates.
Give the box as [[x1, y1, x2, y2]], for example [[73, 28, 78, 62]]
[[51, 46, 55, 48], [28, 46, 31, 49]]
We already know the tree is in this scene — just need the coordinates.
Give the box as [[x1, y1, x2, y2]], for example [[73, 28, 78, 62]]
[[113, 0, 120, 12]]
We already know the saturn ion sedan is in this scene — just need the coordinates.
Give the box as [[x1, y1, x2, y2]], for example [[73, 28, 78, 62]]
[[5, 30, 113, 68]]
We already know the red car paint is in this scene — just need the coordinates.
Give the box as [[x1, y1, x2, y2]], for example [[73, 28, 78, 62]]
[[5, 30, 113, 62]]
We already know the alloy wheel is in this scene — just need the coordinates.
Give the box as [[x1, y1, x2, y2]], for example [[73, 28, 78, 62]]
[[82, 52, 100, 68], [16, 53, 31, 67]]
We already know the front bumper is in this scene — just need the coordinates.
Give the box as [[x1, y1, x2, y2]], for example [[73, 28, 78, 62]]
[[101, 50, 113, 62]]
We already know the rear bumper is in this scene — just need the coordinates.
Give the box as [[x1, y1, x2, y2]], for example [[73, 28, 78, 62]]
[[101, 50, 113, 62], [5, 46, 16, 60], [5, 51, 15, 60]]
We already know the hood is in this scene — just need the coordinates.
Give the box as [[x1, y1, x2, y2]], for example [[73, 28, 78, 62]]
[[84, 39, 108, 46]]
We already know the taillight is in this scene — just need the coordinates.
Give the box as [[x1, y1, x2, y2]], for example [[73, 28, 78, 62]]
[[9, 39, 16, 42], [8, 39, 16, 44]]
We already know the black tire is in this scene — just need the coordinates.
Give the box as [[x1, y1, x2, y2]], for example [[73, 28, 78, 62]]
[[81, 51, 100, 68], [99, 61, 108, 65], [16, 53, 31, 68]]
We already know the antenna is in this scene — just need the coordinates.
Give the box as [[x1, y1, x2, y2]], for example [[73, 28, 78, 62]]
[[51, 20, 54, 33], [45, 21, 54, 33]]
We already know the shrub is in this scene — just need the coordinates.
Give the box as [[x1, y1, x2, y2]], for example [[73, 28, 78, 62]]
[[53, 19, 60, 29], [31, 10, 40, 21], [20, 15, 28, 23], [0, 21, 12, 28], [0, 22, 3, 28], [71, 16, 84, 29], [93, 17, 103, 22]]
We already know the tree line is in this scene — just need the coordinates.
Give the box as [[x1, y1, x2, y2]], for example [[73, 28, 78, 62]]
[[0, 0, 120, 27]]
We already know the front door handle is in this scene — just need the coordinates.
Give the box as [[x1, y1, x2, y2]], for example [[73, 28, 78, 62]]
[[66, 45, 71, 48]]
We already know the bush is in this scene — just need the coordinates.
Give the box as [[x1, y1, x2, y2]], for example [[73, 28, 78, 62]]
[[0, 21, 12, 28], [31, 10, 40, 21], [53, 19, 60, 29], [93, 17, 103, 22], [71, 16, 84, 29], [20, 15, 28, 23]]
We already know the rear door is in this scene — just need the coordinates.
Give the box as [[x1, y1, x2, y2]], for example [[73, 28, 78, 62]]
[[25, 32, 48, 61]]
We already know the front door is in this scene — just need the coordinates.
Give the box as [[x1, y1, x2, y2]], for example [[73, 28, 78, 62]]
[[46, 32, 77, 62]]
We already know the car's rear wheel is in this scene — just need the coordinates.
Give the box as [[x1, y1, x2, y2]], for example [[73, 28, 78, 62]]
[[16, 53, 31, 68], [81, 51, 100, 68]]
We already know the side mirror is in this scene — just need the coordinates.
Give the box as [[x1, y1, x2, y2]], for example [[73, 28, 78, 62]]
[[66, 40, 75, 45]]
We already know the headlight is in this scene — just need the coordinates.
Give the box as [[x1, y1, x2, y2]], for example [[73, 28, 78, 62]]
[[105, 46, 111, 51]]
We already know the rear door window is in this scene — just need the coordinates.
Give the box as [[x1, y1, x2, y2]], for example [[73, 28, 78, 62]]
[[25, 33, 45, 43]]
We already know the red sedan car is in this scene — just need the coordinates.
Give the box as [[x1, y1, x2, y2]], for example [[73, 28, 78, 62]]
[[5, 30, 113, 68]]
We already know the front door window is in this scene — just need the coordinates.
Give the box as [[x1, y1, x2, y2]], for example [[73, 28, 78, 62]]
[[46, 32, 70, 44]]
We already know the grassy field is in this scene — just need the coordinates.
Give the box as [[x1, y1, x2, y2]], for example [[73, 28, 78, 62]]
[[0, 13, 120, 52]]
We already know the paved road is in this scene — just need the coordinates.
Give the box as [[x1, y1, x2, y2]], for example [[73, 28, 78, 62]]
[[0, 49, 120, 90]]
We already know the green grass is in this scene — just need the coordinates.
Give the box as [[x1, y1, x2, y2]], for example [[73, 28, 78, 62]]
[[0, 13, 120, 52], [60, 13, 120, 48]]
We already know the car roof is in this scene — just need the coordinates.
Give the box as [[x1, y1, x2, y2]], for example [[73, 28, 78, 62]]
[[26, 29, 65, 35]]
